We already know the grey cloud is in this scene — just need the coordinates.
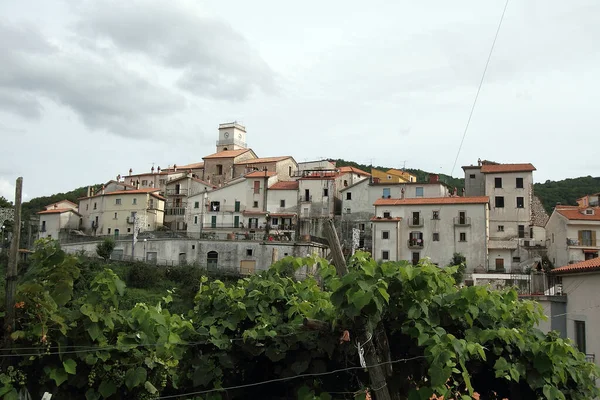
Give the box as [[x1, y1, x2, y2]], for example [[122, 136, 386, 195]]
[[74, 0, 276, 100], [0, 21, 186, 139]]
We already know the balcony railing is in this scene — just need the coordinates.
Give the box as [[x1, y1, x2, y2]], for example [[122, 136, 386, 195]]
[[299, 195, 313, 203], [567, 238, 599, 247], [453, 216, 471, 226], [126, 216, 135, 224], [165, 207, 186, 216], [165, 188, 188, 196], [585, 354, 595, 363], [408, 239, 424, 249], [408, 217, 424, 227]]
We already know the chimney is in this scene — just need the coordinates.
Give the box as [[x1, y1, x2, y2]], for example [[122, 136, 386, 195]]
[[129, 168, 133, 176], [157, 166, 161, 173], [151, 166, 155, 174], [136, 180, 140, 190], [101, 185, 105, 195], [87, 186, 92, 197], [174, 164, 177, 172]]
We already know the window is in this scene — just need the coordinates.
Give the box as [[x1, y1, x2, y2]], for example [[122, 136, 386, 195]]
[[469, 174, 476, 179], [498, 225, 504, 232], [346, 192, 352, 200], [415, 187, 424, 197], [216, 164, 223, 175], [345, 208, 351, 214], [575, 321, 586, 353], [194, 201, 200, 209], [552, 233, 554, 243], [280, 199, 286, 207], [210, 201, 220, 211], [132, 198, 137, 205], [579, 230, 594, 246], [271, 218, 279, 225], [495, 177, 502, 188], [516, 177, 524, 188], [585, 209, 594, 215], [194, 216, 198, 224], [93, 202, 97, 210], [41, 221, 46, 232], [86, 204, 89, 211], [383, 211, 391, 218], [458, 211, 467, 225], [253, 201, 259, 208], [192, 245, 195, 250], [107, 228, 111, 234], [344, 180, 348, 187], [253, 181, 260, 194], [159, 179, 166, 185], [495, 196, 504, 208], [432, 211, 439, 220], [288, 166, 292, 176], [518, 225, 525, 239], [459, 232, 467, 242], [530, 227, 534, 238], [516, 197, 524, 208], [359, 223, 365, 231], [115, 198, 121, 205], [127, 228, 131, 233], [382, 188, 390, 198], [382, 231, 390, 240], [433, 232, 440, 241], [114, 212, 118, 219], [141, 180, 148, 186], [246, 249, 253, 257], [382, 250, 389, 260], [323, 188, 329, 197]]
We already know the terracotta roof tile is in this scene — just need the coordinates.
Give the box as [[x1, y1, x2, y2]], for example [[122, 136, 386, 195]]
[[338, 166, 371, 177], [555, 206, 600, 221], [79, 188, 165, 201], [480, 163, 536, 173], [245, 171, 277, 178], [236, 156, 291, 164], [37, 208, 80, 215], [203, 149, 252, 159], [269, 181, 299, 190], [552, 257, 600, 274], [176, 162, 205, 169], [374, 196, 489, 206], [45, 200, 77, 209]]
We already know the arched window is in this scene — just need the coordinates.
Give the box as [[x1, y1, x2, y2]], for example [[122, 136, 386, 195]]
[[207, 251, 218, 271]]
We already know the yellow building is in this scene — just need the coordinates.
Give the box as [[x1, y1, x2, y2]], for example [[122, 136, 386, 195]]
[[370, 168, 417, 184]]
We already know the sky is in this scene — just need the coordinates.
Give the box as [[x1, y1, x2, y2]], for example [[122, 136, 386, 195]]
[[1, 0, 599, 201]]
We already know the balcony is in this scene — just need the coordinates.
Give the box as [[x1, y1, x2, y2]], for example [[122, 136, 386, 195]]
[[407, 238, 424, 249], [567, 238, 599, 248], [165, 207, 186, 216], [126, 216, 135, 224], [165, 188, 188, 196], [585, 354, 595, 363], [453, 216, 471, 226], [299, 195, 313, 203], [408, 217, 423, 227]]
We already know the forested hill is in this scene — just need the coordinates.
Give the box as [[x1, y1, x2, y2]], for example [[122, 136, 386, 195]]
[[333, 159, 600, 214]]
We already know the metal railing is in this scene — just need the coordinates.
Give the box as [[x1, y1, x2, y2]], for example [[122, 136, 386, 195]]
[[165, 207, 186, 216], [408, 217, 423, 227], [586, 354, 595, 363], [453, 216, 471, 226], [567, 238, 599, 247], [407, 239, 424, 249], [299, 195, 313, 203]]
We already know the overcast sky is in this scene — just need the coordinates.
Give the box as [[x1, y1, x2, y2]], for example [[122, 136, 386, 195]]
[[1, 0, 599, 200]]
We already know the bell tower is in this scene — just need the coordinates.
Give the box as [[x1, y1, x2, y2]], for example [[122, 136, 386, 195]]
[[217, 122, 247, 152]]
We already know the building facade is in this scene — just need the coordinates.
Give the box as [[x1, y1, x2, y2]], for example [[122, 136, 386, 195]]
[[37, 201, 80, 240]]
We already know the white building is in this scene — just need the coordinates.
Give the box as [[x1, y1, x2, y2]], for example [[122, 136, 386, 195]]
[[371, 196, 489, 272], [546, 205, 600, 267], [163, 174, 215, 232], [37, 201, 80, 240], [463, 161, 536, 272], [266, 181, 299, 231]]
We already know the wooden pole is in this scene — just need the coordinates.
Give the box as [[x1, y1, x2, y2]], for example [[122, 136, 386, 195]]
[[4, 177, 22, 343], [323, 219, 392, 400]]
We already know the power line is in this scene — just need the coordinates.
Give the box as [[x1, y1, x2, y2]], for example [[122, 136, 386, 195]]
[[450, 0, 510, 177], [156, 356, 427, 399]]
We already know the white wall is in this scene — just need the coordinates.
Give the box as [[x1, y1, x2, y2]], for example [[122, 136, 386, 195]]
[[486, 171, 533, 240]]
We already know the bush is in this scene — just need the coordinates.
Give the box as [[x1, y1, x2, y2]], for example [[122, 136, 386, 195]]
[[96, 238, 115, 261], [127, 261, 166, 289], [447, 252, 466, 283]]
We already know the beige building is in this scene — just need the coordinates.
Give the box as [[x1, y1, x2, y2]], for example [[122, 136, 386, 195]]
[[202, 149, 258, 186], [164, 174, 215, 232], [37, 201, 80, 240], [266, 181, 299, 231], [463, 161, 536, 272], [371, 196, 489, 271], [546, 205, 600, 267], [78, 187, 165, 238], [233, 156, 298, 181]]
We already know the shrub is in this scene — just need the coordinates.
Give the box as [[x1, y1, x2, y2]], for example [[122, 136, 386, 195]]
[[96, 238, 115, 261], [127, 261, 166, 289]]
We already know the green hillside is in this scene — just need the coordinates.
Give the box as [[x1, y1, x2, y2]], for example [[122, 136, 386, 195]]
[[534, 176, 600, 214]]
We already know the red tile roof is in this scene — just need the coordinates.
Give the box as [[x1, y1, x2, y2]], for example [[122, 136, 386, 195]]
[[338, 166, 371, 177], [269, 181, 299, 190], [166, 175, 216, 188], [555, 206, 600, 221], [374, 196, 489, 206], [79, 188, 165, 201], [480, 163, 536, 173], [203, 149, 252, 159], [552, 257, 600, 275], [175, 162, 205, 170], [245, 171, 277, 178], [370, 216, 402, 222], [37, 208, 80, 215], [298, 174, 336, 180], [236, 156, 292, 164]]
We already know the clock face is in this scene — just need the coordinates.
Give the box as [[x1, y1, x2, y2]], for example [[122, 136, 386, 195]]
[[224, 132, 229, 138]]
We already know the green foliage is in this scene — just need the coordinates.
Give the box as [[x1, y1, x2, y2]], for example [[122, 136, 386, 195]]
[[0, 196, 12, 208], [447, 252, 467, 283], [534, 176, 600, 214], [1, 244, 598, 399], [96, 238, 116, 261], [127, 262, 166, 289]]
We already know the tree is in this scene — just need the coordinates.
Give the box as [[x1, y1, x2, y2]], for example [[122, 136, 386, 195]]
[[0, 196, 12, 208], [95, 238, 115, 261], [447, 252, 466, 283]]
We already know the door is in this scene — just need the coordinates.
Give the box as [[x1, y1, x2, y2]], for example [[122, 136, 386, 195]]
[[175, 184, 181, 194], [412, 212, 420, 225], [207, 251, 218, 271], [412, 252, 420, 265], [249, 218, 258, 229], [253, 181, 260, 194], [211, 216, 217, 228], [495, 258, 505, 272], [234, 201, 240, 212], [178, 252, 187, 265], [240, 260, 256, 275], [459, 211, 466, 225], [234, 216, 240, 228], [305, 189, 310, 201], [114, 229, 120, 239]]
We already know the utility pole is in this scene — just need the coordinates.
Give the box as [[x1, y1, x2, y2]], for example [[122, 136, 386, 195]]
[[323, 219, 393, 400], [4, 177, 23, 345]]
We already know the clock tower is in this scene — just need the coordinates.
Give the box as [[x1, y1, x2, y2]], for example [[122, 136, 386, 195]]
[[216, 122, 247, 152]]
